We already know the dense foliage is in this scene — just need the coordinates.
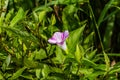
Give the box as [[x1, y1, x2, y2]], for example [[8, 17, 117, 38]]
[[0, 0, 120, 79]]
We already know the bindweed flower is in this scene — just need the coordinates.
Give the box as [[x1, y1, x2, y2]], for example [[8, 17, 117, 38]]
[[48, 30, 69, 50]]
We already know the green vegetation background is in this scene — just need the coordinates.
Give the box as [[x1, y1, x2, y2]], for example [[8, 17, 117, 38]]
[[0, 0, 120, 79]]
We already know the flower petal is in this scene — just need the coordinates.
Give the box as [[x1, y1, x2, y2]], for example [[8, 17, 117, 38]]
[[48, 30, 69, 45], [53, 32, 63, 43], [57, 41, 67, 50], [48, 37, 57, 44], [63, 30, 69, 40]]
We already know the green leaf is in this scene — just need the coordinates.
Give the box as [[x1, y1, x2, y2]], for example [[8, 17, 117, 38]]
[[39, 11, 46, 22], [4, 73, 12, 79], [109, 62, 120, 75], [97, 0, 114, 27], [55, 46, 65, 64], [11, 67, 26, 79], [67, 24, 85, 53], [63, 4, 77, 14], [103, 14, 115, 49], [51, 14, 56, 25], [84, 32, 94, 49], [33, 11, 39, 22], [35, 49, 47, 60], [2, 27, 39, 44], [83, 58, 97, 67], [6, 55, 11, 67], [0, 17, 4, 26], [94, 64, 106, 71], [24, 58, 42, 68], [50, 67, 63, 73], [75, 44, 83, 63], [34, 5, 53, 12], [88, 49, 97, 60], [62, 13, 69, 30], [103, 52, 110, 71], [2, 55, 11, 71], [5, 9, 14, 22], [79, 68, 93, 75], [20, 74, 33, 79], [9, 8, 24, 27], [0, 17, 4, 33], [109, 68, 120, 74], [0, 74, 3, 80], [103, 9, 118, 22], [23, 43, 27, 53], [57, 0, 88, 4], [42, 65, 50, 78], [36, 69, 41, 78], [87, 71, 104, 80], [46, 76, 64, 80]]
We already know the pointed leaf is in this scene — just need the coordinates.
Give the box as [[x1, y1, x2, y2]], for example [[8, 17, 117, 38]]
[[11, 67, 26, 79], [103, 52, 110, 71], [39, 11, 46, 22], [42, 65, 50, 78], [83, 58, 97, 67], [97, 0, 114, 27], [0, 72, 3, 80], [35, 49, 47, 60], [2, 55, 11, 71], [51, 14, 56, 25], [84, 32, 94, 49], [36, 69, 41, 78], [55, 46, 65, 63], [88, 49, 97, 60], [75, 44, 83, 63], [67, 24, 85, 53], [9, 8, 24, 27]]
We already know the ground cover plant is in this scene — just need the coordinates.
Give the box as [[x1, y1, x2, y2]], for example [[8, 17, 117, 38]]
[[0, 0, 120, 80]]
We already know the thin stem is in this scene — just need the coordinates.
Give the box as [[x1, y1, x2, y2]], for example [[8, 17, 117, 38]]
[[88, 4, 110, 77], [88, 4, 104, 52], [97, 53, 120, 57], [76, 64, 80, 75]]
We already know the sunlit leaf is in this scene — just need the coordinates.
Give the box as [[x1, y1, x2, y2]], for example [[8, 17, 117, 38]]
[[51, 14, 56, 25], [0, 73, 3, 80], [33, 11, 38, 22], [103, 52, 110, 71], [39, 11, 46, 22], [23, 43, 27, 53], [20, 74, 33, 79], [75, 44, 83, 63], [24, 58, 43, 68], [2, 55, 11, 71], [0, 17, 3, 33], [2, 27, 39, 44], [83, 58, 97, 67], [55, 46, 65, 64], [63, 4, 77, 14], [9, 8, 25, 27], [67, 24, 85, 53], [42, 65, 50, 78], [5, 9, 14, 22], [36, 69, 41, 78], [88, 49, 97, 60], [35, 49, 47, 60], [10, 67, 26, 79]]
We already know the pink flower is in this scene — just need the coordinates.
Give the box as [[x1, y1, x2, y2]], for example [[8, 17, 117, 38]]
[[48, 30, 69, 50]]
